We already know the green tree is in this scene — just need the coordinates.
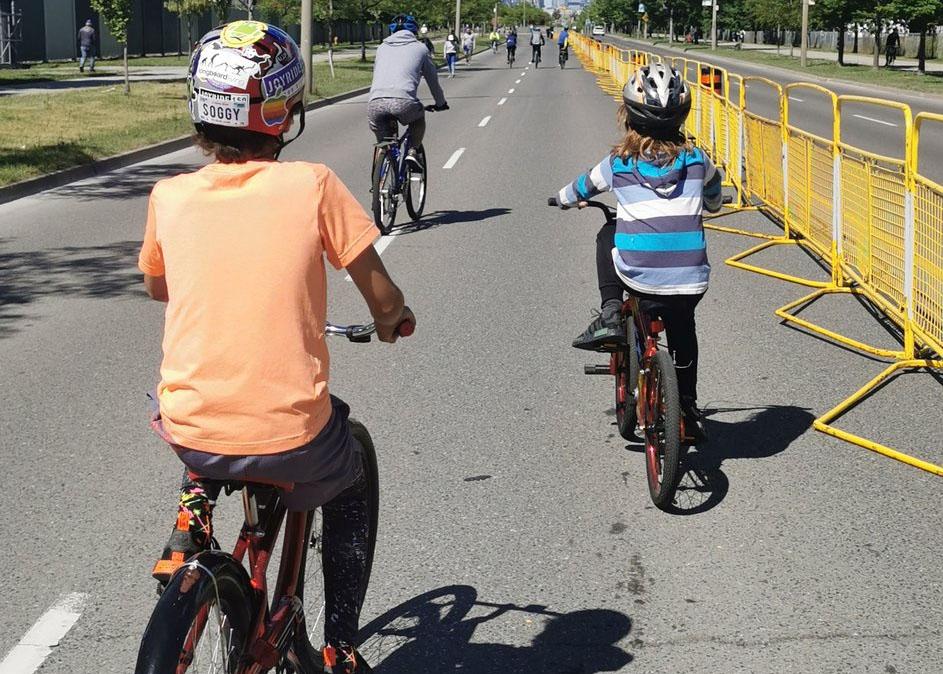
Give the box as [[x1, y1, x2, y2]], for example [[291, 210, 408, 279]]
[[165, 0, 215, 56], [812, 0, 868, 65], [90, 0, 132, 94], [881, 0, 943, 70]]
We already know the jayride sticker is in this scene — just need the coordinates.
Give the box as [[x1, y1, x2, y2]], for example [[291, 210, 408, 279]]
[[195, 90, 250, 127]]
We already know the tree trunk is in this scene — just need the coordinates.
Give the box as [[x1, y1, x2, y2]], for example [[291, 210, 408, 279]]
[[186, 15, 192, 59], [327, 0, 335, 78], [123, 43, 129, 95], [360, 3, 366, 63], [837, 24, 844, 65], [919, 28, 926, 73], [853, 23, 858, 53], [872, 20, 880, 69]]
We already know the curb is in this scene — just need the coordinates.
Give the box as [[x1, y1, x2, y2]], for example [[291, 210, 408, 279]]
[[609, 34, 943, 104], [0, 85, 372, 206]]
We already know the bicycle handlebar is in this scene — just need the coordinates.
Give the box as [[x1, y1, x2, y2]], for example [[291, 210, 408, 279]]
[[547, 197, 616, 224], [325, 318, 415, 343]]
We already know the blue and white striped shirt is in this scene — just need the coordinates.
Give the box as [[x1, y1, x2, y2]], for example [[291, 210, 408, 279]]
[[559, 148, 723, 295]]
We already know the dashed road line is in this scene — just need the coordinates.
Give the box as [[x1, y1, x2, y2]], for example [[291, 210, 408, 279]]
[[853, 113, 898, 127], [443, 147, 466, 169], [788, 96, 804, 103], [0, 593, 88, 674], [515, 79, 521, 84], [508, 88, 515, 94], [479, 116, 492, 127], [498, 97, 507, 105]]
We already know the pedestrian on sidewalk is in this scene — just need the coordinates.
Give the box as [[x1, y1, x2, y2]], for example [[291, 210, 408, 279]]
[[444, 32, 458, 77], [885, 27, 900, 67], [462, 28, 475, 63], [78, 19, 96, 73]]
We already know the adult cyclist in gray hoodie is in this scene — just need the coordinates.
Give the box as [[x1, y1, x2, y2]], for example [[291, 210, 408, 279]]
[[368, 14, 448, 162]]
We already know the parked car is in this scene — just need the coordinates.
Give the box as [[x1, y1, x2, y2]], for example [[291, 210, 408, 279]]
[[592, 24, 605, 37]]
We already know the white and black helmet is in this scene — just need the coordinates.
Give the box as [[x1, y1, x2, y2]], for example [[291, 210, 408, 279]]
[[622, 63, 691, 134]]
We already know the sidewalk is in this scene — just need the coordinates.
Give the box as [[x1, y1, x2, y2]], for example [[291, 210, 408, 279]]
[[735, 41, 943, 73]]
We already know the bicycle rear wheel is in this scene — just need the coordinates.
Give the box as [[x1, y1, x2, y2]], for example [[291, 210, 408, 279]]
[[371, 150, 397, 235], [294, 419, 380, 661], [405, 146, 427, 221], [135, 553, 253, 674], [644, 350, 682, 510], [614, 319, 639, 441]]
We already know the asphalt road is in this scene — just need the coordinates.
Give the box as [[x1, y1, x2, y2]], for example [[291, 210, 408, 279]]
[[0, 45, 941, 673], [603, 35, 943, 182]]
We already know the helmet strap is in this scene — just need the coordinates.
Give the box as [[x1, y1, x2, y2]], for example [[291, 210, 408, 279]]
[[274, 103, 306, 159]]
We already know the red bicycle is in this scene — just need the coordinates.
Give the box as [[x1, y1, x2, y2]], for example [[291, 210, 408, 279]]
[[550, 198, 684, 509], [136, 318, 413, 673]]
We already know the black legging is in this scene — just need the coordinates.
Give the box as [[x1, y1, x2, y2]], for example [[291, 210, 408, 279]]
[[596, 222, 704, 403]]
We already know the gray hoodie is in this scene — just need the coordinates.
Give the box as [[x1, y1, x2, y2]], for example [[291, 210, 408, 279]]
[[369, 30, 446, 106]]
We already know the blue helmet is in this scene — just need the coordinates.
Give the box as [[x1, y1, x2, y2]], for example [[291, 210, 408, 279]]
[[389, 14, 419, 35]]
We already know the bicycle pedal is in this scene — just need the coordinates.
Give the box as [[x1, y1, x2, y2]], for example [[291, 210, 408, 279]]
[[584, 364, 611, 375]]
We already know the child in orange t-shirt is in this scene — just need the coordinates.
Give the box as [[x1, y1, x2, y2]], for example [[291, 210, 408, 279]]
[[139, 21, 411, 672]]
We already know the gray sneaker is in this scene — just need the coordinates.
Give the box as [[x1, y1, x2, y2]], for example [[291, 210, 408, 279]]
[[572, 302, 625, 352]]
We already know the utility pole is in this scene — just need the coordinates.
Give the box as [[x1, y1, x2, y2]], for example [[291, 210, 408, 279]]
[[455, 0, 461, 33], [301, 0, 313, 96], [710, 0, 718, 50], [800, 0, 809, 66]]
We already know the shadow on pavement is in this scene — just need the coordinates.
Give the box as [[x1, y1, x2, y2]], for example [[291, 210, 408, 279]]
[[392, 207, 511, 235], [0, 239, 143, 338], [665, 404, 814, 515], [358, 585, 633, 673], [0, 143, 95, 177], [51, 163, 196, 201]]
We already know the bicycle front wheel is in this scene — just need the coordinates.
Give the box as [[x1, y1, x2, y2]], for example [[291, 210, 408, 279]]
[[295, 419, 380, 661], [371, 151, 397, 235], [135, 553, 253, 674], [405, 146, 427, 221], [644, 350, 682, 510]]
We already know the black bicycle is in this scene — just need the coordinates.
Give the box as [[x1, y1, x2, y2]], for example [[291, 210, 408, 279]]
[[507, 45, 516, 67], [371, 104, 447, 235], [559, 45, 568, 69], [135, 318, 412, 673]]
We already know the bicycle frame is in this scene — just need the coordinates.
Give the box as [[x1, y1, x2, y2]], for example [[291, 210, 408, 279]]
[[375, 129, 413, 196], [183, 484, 314, 673], [621, 297, 677, 440]]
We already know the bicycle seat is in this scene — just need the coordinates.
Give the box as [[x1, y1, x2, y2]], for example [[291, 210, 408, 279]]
[[187, 470, 295, 493]]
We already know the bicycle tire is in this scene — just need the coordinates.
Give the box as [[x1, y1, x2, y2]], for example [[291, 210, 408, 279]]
[[293, 418, 380, 665], [135, 552, 254, 674], [404, 146, 427, 221], [371, 151, 397, 235], [644, 350, 682, 510], [614, 319, 639, 441]]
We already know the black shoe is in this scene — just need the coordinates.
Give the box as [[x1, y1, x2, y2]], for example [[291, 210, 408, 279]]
[[405, 148, 422, 169], [322, 642, 373, 673], [572, 302, 625, 352], [79, 66, 84, 72], [682, 402, 707, 444]]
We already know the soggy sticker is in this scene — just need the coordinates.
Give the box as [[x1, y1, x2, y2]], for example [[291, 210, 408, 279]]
[[195, 90, 250, 127]]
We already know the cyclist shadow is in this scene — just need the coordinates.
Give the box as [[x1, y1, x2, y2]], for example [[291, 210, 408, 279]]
[[393, 207, 511, 235], [666, 404, 814, 515], [358, 585, 633, 673]]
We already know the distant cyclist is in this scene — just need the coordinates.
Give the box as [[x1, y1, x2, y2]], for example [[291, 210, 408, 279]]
[[144, 20, 413, 673], [490, 28, 501, 53], [506, 28, 518, 64], [558, 25, 569, 52], [547, 26, 554, 41], [529, 25, 545, 64], [368, 14, 448, 163], [419, 24, 434, 54]]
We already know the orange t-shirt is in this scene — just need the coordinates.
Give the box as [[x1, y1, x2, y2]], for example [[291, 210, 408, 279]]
[[138, 160, 379, 455]]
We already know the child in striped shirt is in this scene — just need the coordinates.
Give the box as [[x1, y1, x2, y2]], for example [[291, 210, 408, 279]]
[[556, 63, 722, 441]]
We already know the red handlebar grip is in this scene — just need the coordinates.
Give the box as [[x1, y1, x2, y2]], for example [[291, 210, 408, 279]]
[[397, 319, 415, 337]]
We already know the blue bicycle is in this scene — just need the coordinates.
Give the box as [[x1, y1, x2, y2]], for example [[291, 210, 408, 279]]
[[371, 104, 447, 234]]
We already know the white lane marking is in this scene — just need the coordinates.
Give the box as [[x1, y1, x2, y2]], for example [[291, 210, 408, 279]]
[[498, 97, 507, 105], [853, 113, 898, 127], [344, 233, 397, 282], [443, 147, 466, 169], [508, 88, 515, 94], [788, 96, 804, 103], [0, 593, 88, 674], [520, 71, 527, 77], [479, 116, 492, 127], [515, 79, 521, 84]]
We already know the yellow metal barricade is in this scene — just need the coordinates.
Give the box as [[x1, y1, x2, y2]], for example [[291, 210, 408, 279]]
[[912, 113, 943, 357], [724, 72, 744, 199]]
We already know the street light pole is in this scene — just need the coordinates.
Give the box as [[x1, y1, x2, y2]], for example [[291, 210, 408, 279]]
[[455, 0, 461, 33], [710, 0, 718, 50], [800, 0, 809, 67], [301, 0, 313, 96]]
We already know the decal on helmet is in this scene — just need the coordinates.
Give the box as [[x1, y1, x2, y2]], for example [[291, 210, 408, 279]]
[[261, 59, 303, 99], [261, 88, 291, 127], [220, 20, 269, 48], [196, 42, 262, 89], [194, 89, 250, 127]]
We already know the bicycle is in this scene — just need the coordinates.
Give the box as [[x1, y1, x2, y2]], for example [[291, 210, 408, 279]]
[[885, 44, 898, 67], [558, 45, 568, 69], [549, 198, 684, 510], [532, 45, 541, 68], [491, 39, 498, 54], [135, 317, 414, 674], [371, 104, 447, 235], [507, 46, 516, 68]]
